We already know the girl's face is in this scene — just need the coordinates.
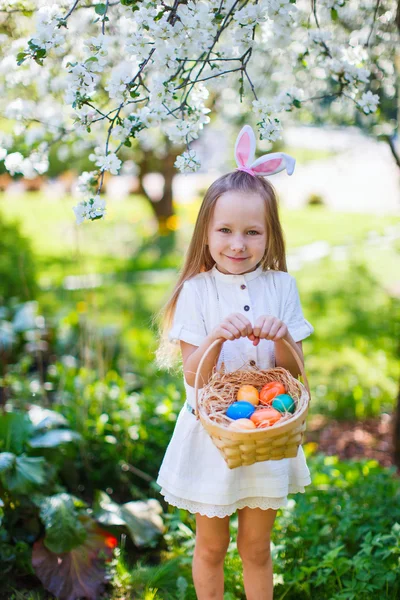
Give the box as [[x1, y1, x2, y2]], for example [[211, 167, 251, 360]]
[[207, 190, 267, 275]]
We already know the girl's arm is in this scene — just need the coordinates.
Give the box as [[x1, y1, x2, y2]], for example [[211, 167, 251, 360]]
[[275, 336, 304, 379], [180, 313, 253, 388], [252, 315, 305, 379], [180, 335, 224, 388]]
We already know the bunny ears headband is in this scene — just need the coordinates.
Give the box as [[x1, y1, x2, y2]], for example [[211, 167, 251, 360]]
[[234, 125, 295, 178]]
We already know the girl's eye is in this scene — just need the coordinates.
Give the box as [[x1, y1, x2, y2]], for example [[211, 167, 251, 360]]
[[219, 229, 261, 235]]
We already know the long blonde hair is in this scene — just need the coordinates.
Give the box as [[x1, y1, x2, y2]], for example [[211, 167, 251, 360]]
[[154, 170, 287, 369]]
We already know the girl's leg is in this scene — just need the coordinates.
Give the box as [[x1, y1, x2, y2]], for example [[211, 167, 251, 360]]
[[192, 512, 230, 600], [237, 507, 278, 600]]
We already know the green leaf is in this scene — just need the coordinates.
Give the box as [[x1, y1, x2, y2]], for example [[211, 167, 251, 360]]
[[29, 429, 82, 448], [331, 7, 338, 21], [93, 491, 164, 547], [1, 454, 46, 494], [32, 515, 117, 600], [39, 493, 87, 553], [0, 412, 33, 454], [95, 3, 107, 15], [0, 452, 15, 472]]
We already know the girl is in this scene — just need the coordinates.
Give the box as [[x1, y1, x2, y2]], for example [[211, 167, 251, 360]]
[[155, 125, 314, 600]]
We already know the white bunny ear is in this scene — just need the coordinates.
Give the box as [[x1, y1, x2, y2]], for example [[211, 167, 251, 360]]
[[234, 125, 256, 168], [249, 152, 296, 177]]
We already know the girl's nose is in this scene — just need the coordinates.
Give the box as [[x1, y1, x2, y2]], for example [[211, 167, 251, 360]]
[[230, 238, 246, 251]]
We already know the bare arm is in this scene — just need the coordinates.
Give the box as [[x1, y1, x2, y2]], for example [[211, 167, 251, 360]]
[[180, 312, 253, 388], [180, 335, 223, 388], [275, 337, 304, 379]]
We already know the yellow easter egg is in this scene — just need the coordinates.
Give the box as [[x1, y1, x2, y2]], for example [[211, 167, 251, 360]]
[[237, 385, 259, 406]]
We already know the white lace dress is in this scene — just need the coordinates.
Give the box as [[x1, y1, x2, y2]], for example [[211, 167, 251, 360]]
[[156, 265, 314, 518]]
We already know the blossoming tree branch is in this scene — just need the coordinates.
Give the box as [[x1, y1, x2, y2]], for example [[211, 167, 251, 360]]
[[0, 0, 395, 224]]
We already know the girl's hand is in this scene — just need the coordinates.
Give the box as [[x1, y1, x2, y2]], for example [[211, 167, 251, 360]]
[[211, 313, 253, 342], [249, 316, 288, 346]]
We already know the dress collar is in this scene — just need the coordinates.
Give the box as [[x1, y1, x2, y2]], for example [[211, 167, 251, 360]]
[[211, 263, 264, 283]]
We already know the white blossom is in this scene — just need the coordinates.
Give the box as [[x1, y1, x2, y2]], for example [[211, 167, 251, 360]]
[[105, 62, 135, 101], [75, 170, 98, 196], [259, 118, 282, 142], [73, 195, 106, 225], [358, 91, 379, 114], [174, 150, 201, 173], [89, 148, 121, 175], [0, 0, 389, 223], [4, 152, 24, 175]]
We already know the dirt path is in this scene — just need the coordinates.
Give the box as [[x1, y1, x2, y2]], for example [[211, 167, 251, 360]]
[[305, 412, 398, 472]]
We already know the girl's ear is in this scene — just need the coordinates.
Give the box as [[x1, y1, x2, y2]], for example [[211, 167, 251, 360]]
[[234, 125, 256, 168], [250, 152, 295, 176]]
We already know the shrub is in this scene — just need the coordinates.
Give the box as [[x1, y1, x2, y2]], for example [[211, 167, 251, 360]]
[[0, 212, 38, 302]]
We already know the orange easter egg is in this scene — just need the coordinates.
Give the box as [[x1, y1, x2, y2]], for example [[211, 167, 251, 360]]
[[259, 382, 286, 406], [228, 418, 257, 431], [237, 385, 259, 406], [250, 408, 282, 427]]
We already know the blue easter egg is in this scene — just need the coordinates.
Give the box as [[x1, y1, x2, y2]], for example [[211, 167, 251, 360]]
[[272, 394, 295, 414], [226, 401, 255, 420]]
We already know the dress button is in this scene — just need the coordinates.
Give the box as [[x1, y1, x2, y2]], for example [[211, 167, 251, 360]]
[[244, 305, 250, 311], [249, 360, 256, 366], [240, 284, 246, 290]]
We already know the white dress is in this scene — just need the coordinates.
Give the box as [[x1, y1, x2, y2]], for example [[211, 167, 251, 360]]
[[156, 264, 314, 518]]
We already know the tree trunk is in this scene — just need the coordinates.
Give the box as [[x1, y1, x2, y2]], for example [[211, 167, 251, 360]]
[[137, 147, 181, 233]]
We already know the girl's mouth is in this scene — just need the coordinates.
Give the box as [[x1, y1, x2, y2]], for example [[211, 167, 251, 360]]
[[226, 256, 249, 262]]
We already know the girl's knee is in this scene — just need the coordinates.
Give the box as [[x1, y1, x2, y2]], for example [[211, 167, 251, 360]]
[[194, 535, 230, 565], [237, 536, 271, 565]]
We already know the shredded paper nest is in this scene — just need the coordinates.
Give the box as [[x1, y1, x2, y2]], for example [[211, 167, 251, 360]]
[[197, 361, 305, 430]]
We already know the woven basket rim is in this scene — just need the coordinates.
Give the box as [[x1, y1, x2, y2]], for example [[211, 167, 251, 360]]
[[197, 368, 309, 436], [199, 380, 310, 439]]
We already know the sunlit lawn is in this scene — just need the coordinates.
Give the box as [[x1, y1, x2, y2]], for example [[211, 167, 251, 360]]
[[0, 191, 398, 265]]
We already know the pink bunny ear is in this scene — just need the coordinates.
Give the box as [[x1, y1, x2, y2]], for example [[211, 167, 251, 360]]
[[249, 152, 295, 177], [234, 125, 256, 168]]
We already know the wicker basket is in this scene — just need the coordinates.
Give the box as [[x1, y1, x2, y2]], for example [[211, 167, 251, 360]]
[[194, 338, 311, 469]]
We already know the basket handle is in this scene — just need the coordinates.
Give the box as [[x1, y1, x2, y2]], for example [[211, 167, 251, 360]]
[[194, 337, 311, 419]]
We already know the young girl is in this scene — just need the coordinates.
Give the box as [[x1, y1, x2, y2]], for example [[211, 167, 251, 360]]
[[155, 125, 314, 600]]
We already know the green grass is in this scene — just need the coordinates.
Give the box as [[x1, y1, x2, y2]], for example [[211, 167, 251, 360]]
[[0, 192, 399, 292], [1, 192, 397, 255], [281, 206, 399, 248]]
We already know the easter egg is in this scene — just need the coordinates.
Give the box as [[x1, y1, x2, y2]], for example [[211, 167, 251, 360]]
[[228, 418, 256, 431], [250, 407, 282, 427], [237, 385, 259, 406], [272, 394, 295, 414], [226, 401, 255, 420], [259, 381, 286, 406]]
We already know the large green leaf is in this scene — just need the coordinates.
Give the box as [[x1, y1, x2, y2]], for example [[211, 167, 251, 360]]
[[0, 453, 46, 494], [29, 404, 69, 431], [29, 429, 82, 448], [39, 494, 87, 553], [93, 490, 164, 547], [0, 411, 33, 453], [32, 514, 117, 600], [0, 452, 14, 472]]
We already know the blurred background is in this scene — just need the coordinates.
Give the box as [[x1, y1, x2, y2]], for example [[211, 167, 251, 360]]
[[0, 116, 400, 600], [1, 106, 400, 600]]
